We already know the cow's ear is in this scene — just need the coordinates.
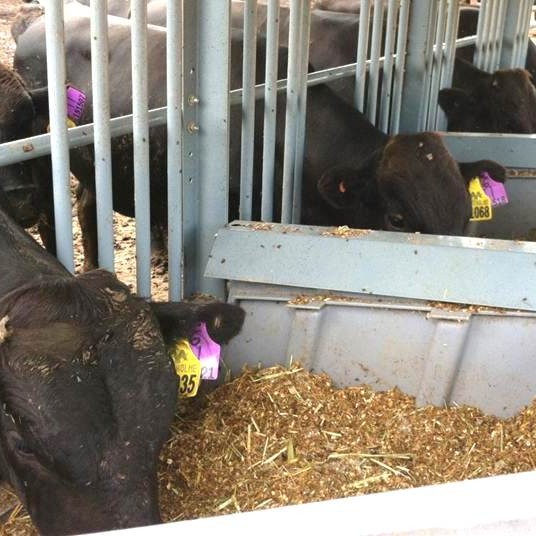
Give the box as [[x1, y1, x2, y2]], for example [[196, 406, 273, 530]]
[[438, 88, 469, 117], [150, 301, 245, 345], [458, 160, 507, 184], [28, 87, 49, 116], [318, 162, 377, 210]]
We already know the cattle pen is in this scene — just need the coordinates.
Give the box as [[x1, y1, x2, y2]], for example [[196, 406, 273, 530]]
[[1, 0, 536, 534]]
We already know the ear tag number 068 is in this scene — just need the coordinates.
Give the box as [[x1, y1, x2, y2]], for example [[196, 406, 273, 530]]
[[469, 177, 493, 221], [170, 340, 201, 398]]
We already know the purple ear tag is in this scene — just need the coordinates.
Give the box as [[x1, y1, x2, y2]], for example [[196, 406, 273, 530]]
[[189, 322, 221, 380], [66, 85, 87, 123], [480, 171, 509, 208]]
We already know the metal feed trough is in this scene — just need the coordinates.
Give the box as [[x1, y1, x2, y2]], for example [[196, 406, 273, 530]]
[[2, 0, 536, 532]]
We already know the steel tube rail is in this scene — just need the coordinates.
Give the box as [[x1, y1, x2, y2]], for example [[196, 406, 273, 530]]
[[260, 0, 280, 222], [390, 0, 410, 134], [366, 0, 385, 123], [379, 0, 399, 133], [291, 0, 311, 223], [354, 0, 371, 112], [44, 1, 74, 272], [239, 0, 257, 221], [166, 0, 183, 301], [90, 0, 114, 272], [131, 0, 151, 298], [281, 0, 304, 224]]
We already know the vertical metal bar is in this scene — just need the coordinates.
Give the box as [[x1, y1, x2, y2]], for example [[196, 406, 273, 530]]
[[483, 0, 498, 72], [291, 1, 311, 224], [90, 0, 114, 272], [513, 1, 526, 67], [167, 0, 183, 301], [435, 0, 460, 130], [390, 0, 410, 134], [196, 0, 230, 297], [499, 0, 524, 68], [181, 0, 200, 298], [426, 0, 447, 130], [379, 0, 399, 133], [474, 0, 491, 69], [261, 0, 280, 222], [418, 2, 438, 132], [354, 0, 371, 112], [131, 0, 151, 298], [281, 0, 303, 224], [44, 2, 74, 273], [366, 0, 385, 124], [489, 0, 506, 71], [239, 0, 257, 221], [515, 0, 532, 67]]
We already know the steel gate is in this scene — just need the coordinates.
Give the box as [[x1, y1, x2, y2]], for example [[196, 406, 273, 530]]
[[0, 0, 535, 310]]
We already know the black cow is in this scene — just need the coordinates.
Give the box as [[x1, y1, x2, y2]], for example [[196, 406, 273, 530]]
[[0, 188, 245, 534], [439, 58, 536, 133], [230, 79, 506, 233]]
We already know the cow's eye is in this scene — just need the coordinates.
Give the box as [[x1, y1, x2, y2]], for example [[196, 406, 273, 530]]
[[388, 213, 405, 229]]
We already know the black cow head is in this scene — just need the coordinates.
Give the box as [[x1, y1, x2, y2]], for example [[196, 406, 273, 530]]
[[0, 63, 48, 228], [0, 269, 244, 535], [317, 132, 506, 235], [439, 68, 536, 133]]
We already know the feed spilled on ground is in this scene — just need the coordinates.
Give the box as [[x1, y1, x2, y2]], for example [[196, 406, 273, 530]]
[[3, 364, 535, 533]]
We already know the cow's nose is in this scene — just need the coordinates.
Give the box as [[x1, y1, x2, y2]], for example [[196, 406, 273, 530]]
[[5, 185, 39, 227]]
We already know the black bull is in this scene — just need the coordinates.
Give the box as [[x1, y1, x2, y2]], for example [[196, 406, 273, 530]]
[[9, 4, 506, 268]]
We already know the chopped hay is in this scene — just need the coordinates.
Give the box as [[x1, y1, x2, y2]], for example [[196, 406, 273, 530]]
[[2, 365, 536, 533]]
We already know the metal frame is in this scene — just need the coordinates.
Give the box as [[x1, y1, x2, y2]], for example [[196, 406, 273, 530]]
[[206, 221, 536, 312], [3, 0, 536, 303]]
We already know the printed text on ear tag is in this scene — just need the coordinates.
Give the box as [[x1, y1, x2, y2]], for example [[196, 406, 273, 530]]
[[469, 177, 492, 221], [190, 322, 221, 380], [480, 171, 509, 207], [170, 339, 201, 398]]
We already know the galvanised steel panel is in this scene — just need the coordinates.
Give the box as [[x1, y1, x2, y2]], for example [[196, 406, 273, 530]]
[[206, 221, 536, 311], [225, 282, 536, 417], [442, 133, 536, 169]]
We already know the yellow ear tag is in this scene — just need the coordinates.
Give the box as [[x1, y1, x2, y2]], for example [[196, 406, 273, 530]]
[[46, 117, 77, 132], [170, 340, 201, 398], [469, 177, 493, 221]]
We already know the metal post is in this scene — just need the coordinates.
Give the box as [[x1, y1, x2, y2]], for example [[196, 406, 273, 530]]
[[390, 0, 410, 134], [239, 0, 257, 221], [291, 1, 311, 224], [261, 0, 280, 222], [499, 0, 531, 69], [398, 0, 435, 133], [489, 0, 507, 72], [435, 0, 460, 130], [131, 0, 151, 299], [196, 0, 230, 297], [366, 0, 385, 124], [281, 0, 303, 224], [90, 0, 114, 272], [167, 0, 183, 301], [379, 0, 399, 133], [474, 0, 491, 70], [181, 0, 200, 298], [354, 0, 371, 113], [44, 1, 74, 272], [426, 0, 446, 130]]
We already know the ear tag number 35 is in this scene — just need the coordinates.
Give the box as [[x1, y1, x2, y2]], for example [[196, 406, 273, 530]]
[[170, 340, 201, 398], [469, 177, 492, 221]]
